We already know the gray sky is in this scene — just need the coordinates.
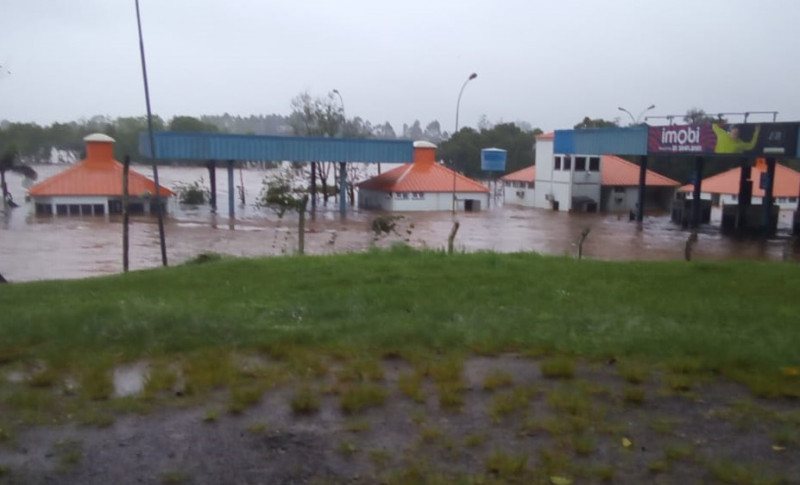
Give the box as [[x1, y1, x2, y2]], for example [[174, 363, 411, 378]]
[[2, 0, 800, 133]]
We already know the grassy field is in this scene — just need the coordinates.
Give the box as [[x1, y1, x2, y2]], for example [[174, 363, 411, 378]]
[[1, 246, 798, 373], [2, 248, 800, 483]]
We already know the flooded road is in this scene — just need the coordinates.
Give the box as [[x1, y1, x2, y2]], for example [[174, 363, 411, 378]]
[[1, 165, 797, 282]]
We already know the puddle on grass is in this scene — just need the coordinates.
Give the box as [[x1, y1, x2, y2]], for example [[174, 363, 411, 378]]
[[5, 369, 25, 383], [113, 362, 150, 398]]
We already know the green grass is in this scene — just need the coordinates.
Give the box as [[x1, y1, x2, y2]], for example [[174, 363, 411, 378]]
[[541, 356, 576, 379], [1, 250, 799, 385], [339, 383, 387, 414], [290, 386, 320, 415]]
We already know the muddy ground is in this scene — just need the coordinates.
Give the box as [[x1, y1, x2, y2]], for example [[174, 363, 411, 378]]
[[1, 355, 798, 484]]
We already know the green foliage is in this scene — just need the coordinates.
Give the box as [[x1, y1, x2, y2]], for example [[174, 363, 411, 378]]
[[573, 116, 618, 130], [258, 168, 308, 218], [370, 215, 403, 237], [438, 122, 538, 178], [168, 116, 219, 133], [173, 178, 209, 205]]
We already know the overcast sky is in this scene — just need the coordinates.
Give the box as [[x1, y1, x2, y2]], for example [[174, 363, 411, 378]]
[[2, 0, 800, 133]]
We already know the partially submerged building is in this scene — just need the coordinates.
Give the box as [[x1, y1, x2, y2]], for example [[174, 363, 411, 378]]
[[28, 134, 173, 216], [357, 141, 489, 211], [502, 133, 679, 212], [678, 160, 800, 210]]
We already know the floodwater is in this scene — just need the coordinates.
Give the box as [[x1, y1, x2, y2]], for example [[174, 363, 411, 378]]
[[1, 164, 797, 283]]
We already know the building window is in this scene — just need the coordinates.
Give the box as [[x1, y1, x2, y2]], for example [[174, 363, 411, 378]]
[[395, 192, 409, 200], [589, 157, 600, 171], [56, 204, 68, 215], [68, 204, 80, 215], [412, 192, 424, 200], [129, 203, 145, 214], [93, 204, 105, 215], [35, 203, 53, 215], [554, 156, 562, 170], [613, 187, 625, 194], [80, 204, 93, 215], [789, 197, 798, 203], [575, 157, 586, 171], [528, 182, 535, 189], [109, 200, 122, 214], [731, 194, 738, 201], [563, 157, 572, 171]]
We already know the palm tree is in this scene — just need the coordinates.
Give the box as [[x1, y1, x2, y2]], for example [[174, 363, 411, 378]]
[[1, 147, 37, 209]]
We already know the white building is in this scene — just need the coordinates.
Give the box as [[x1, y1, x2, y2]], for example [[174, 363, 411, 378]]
[[502, 132, 679, 213], [679, 160, 800, 210], [28, 134, 173, 216], [357, 141, 490, 212]]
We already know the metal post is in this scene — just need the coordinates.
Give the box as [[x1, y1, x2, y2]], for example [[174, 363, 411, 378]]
[[636, 155, 647, 223], [207, 160, 217, 211], [227, 160, 235, 219], [310, 161, 317, 213], [339, 162, 347, 214], [763, 157, 776, 237], [122, 155, 130, 273], [135, 0, 167, 267], [691, 157, 705, 229]]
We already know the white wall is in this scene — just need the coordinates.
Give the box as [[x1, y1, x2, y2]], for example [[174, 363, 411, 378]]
[[502, 181, 535, 207], [533, 139, 554, 210], [358, 190, 489, 211], [601, 187, 639, 212], [719, 194, 798, 210]]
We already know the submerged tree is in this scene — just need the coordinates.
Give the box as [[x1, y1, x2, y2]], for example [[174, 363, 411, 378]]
[[1, 146, 37, 209]]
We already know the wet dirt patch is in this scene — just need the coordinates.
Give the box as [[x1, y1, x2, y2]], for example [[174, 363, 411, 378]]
[[0, 355, 798, 484]]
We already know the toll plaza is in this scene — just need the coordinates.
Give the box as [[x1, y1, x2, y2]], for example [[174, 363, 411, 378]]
[[554, 122, 800, 236]]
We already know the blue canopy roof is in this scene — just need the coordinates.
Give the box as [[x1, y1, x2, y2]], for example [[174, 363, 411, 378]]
[[139, 131, 414, 163]]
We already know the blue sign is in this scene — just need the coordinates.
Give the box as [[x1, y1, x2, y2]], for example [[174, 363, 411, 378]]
[[481, 148, 507, 172]]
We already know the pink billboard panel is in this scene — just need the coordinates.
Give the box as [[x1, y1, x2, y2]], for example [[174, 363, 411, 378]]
[[648, 123, 798, 157]]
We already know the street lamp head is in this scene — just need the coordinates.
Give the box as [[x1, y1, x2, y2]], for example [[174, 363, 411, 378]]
[[468, 73, 477, 80], [617, 107, 625, 112], [646, 104, 655, 110], [333, 88, 340, 95]]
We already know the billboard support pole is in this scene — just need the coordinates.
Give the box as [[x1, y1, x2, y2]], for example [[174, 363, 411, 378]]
[[763, 157, 776, 237], [736, 159, 750, 232], [691, 157, 705, 230], [636, 155, 647, 224]]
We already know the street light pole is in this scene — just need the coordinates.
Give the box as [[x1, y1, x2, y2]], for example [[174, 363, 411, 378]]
[[618, 104, 655, 125], [453, 72, 477, 215], [333, 89, 347, 214]]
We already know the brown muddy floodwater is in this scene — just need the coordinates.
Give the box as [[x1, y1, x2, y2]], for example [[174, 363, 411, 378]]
[[1, 165, 797, 282]]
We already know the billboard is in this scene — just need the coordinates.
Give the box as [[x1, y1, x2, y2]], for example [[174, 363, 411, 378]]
[[647, 122, 799, 157], [481, 148, 507, 172]]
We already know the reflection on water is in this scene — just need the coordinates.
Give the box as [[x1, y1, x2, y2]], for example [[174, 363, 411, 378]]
[[1, 165, 797, 282]]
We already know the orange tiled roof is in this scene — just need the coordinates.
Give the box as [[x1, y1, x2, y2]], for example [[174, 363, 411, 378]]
[[499, 155, 678, 187], [358, 162, 489, 193], [679, 162, 800, 197], [358, 142, 489, 193], [29, 135, 173, 197], [501, 165, 535, 183], [536, 132, 555, 140], [601, 155, 680, 187]]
